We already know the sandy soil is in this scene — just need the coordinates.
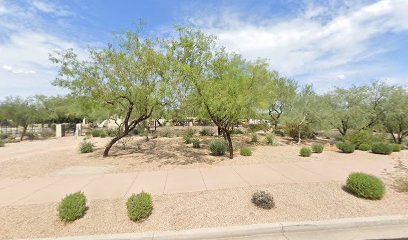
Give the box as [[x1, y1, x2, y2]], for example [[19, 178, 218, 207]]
[[1, 135, 407, 179], [1, 181, 407, 239]]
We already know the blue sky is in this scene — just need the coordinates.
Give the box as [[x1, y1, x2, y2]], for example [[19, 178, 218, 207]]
[[0, 0, 407, 98]]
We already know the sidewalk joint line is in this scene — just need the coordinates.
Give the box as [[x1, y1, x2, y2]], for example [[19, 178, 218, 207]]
[[230, 166, 251, 186], [162, 171, 169, 194], [124, 172, 140, 197], [198, 168, 208, 191]]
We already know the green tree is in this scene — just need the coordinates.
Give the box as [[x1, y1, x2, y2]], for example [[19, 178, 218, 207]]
[[265, 75, 297, 129], [169, 27, 266, 158], [382, 86, 408, 143], [282, 85, 324, 143], [51, 29, 173, 157], [0, 97, 41, 141]]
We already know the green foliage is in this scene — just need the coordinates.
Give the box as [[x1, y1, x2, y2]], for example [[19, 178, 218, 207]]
[[250, 134, 259, 144], [0, 133, 8, 140], [159, 128, 175, 138], [344, 130, 385, 148], [265, 133, 275, 145], [91, 129, 105, 137], [58, 192, 87, 222], [192, 138, 200, 148], [230, 128, 244, 134], [251, 191, 275, 209], [0, 140, 4, 147], [182, 128, 196, 138], [209, 139, 227, 156], [248, 123, 269, 132], [311, 143, 324, 153], [184, 136, 192, 144], [371, 142, 393, 155], [25, 132, 37, 140], [346, 172, 385, 200], [199, 128, 214, 136], [299, 147, 312, 157], [336, 141, 355, 153], [79, 141, 94, 153], [106, 128, 118, 137], [391, 144, 402, 152], [283, 122, 315, 141], [126, 192, 153, 222], [240, 147, 252, 156], [358, 143, 372, 151]]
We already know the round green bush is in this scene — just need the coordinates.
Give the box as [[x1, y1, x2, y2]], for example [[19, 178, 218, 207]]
[[358, 143, 371, 151], [391, 144, 402, 152], [100, 132, 107, 138], [79, 141, 94, 153], [336, 141, 355, 153], [265, 134, 275, 145], [126, 192, 153, 222], [240, 147, 252, 156], [58, 192, 87, 222], [184, 136, 192, 144], [209, 140, 226, 156], [311, 143, 324, 153], [346, 172, 385, 200], [91, 129, 102, 137], [371, 142, 393, 155], [192, 138, 200, 148], [300, 147, 312, 157]]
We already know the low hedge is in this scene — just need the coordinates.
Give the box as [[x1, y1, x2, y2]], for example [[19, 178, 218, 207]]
[[311, 143, 324, 153], [336, 141, 355, 153], [58, 192, 87, 222], [358, 143, 371, 151], [371, 142, 393, 155], [209, 140, 226, 156], [79, 141, 94, 153], [127, 192, 153, 222], [346, 172, 385, 200], [391, 144, 402, 152], [300, 147, 312, 157], [240, 147, 252, 156]]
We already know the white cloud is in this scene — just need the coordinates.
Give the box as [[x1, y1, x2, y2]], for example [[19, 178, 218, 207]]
[[336, 74, 346, 80], [2, 65, 36, 74], [193, 0, 408, 91], [31, 0, 71, 17]]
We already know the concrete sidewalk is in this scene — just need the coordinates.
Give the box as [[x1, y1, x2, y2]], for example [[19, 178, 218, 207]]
[[0, 157, 393, 206], [22, 215, 408, 240]]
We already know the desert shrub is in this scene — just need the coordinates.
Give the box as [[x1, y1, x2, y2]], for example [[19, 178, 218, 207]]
[[240, 147, 252, 156], [265, 133, 275, 145], [181, 128, 196, 138], [230, 128, 244, 134], [391, 144, 402, 152], [199, 128, 214, 136], [251, 191, 274, 209], [346, 172, 385, 200], [0, 133, 8, 139], [106, 128, 118, 137], [299, 147, 312, 157], [358, 143, 371, 151], [336, 141, 355, 153], [58, 192, 87, 222], [184, 135, 192, 144], [40, 128, 55, 138], [311, 143, 324, 153], [248, 123, 270, 132], [250, 134, 258, 144], [127, 192, 153, 222], [192, 138, 200, 148], [25, 132, 37, 140], [159, 128, 175, 138], [90, 128, 105, 137], [209, 139, 226, 156], [283, 123, 315, 140], [79, 141, 94, 153], [0, 140, 4, 147], [344, 130, 385, 148], [394, 178, 408, 192], [371, 142, 393, 155], [99, 131, 107, 138]]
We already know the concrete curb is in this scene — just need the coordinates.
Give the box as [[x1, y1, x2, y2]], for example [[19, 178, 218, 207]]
[[21, 215, 408, 240]]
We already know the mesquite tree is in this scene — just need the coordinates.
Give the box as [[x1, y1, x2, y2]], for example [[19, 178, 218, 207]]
[[51, 30, 172, 157], [169, 27, 266, 159]]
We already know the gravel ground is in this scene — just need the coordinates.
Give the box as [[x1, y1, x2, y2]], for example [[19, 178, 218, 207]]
[[1, 136, 407, 179], [1, 181, 408, 239]]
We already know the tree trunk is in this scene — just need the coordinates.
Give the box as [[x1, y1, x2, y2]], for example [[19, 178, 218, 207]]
[[20, 125, 28, 141], [224, 129, 233, 159], [103, 135, 123, 157], [217, 126, 221, 136]]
